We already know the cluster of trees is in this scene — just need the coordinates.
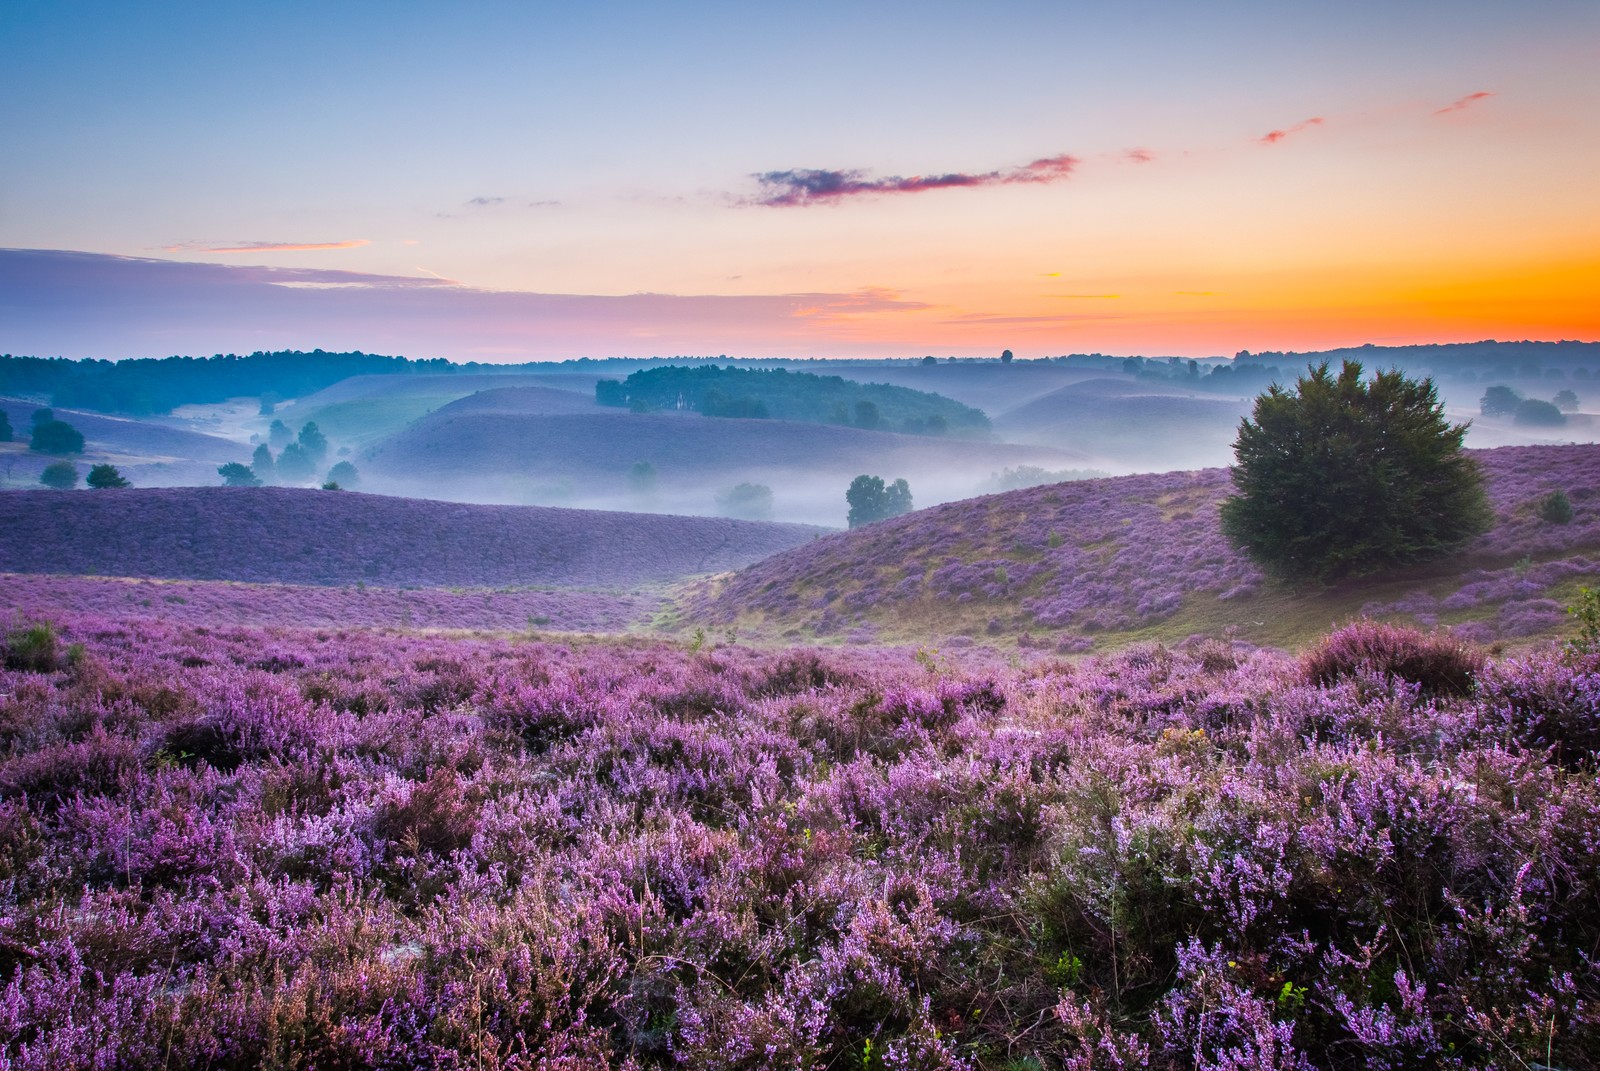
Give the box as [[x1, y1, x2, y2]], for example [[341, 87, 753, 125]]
[[220, 421, 358, 488], [597, 365, 989, 436], [39, 462, 129, 490], [846, 475, 913, 528], [1481, 384, 1579, 426], [1222, 361, 1490, 582]]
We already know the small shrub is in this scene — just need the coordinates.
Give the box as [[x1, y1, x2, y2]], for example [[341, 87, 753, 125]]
[[85, 464, 130, 489], [4, 623, 60, 672], [1568, 587, 1600, 655], [1537, 489, 1573, 524], [1303, 619, 1484, 697], [39, 461, 78, 489]]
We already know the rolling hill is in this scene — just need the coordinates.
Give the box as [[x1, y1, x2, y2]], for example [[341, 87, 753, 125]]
[[276, 372, 603, 448], [363, 402, 1090, 524], [0, 396, 252, 488], [686, 443, 1600, 650], [993, 377, 1253, 471], [0, 486, 826, 588]]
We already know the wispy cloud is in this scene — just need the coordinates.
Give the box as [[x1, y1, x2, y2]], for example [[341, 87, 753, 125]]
[[162, 239, 371, 254], [748, 152, 1079, 207], [1259, 117, 1324, 146], [1123, 148, 1156, 164], [1433, 91, 1495, 116]]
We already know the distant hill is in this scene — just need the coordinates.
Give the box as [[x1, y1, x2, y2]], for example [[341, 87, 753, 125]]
[[821, 361, 1115, 417], [0, 487, 827, 588], [994, 378, 1252, 471], [364, 403, 1089, 524], [687, 444, 1600, 651], [286, 377, 602, 448], [597, 364, 990, 436]]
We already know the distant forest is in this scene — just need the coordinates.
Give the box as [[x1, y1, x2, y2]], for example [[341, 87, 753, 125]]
[[4, 340, 1595, 418], [596, 365, 991, 436], [0, 351, 461, 416]]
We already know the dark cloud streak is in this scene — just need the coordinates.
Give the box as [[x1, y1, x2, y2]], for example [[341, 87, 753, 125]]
[[750, 153, 1078, 207]]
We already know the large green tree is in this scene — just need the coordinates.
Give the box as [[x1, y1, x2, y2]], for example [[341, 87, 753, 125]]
[[846, 475, 913, 528], [1220, 361, 1490, 582]]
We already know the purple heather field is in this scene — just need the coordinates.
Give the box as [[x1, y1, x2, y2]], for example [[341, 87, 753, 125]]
[[695, 445, 1600, 645], [0, 574, 660, 633], [2, 614, 1598, 1068], [0, 487, 826, 589]]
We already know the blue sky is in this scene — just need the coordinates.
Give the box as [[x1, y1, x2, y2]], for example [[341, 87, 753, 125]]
[[4, 1, 1597, 359]]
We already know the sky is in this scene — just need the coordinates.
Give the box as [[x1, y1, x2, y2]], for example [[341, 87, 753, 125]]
[[3, 0, 1598, 361]]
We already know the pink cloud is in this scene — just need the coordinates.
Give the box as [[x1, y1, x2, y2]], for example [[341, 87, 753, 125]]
[[1259, 117, 1324, 145], [1433, 91, 1495, 116], [162, 239, 371, 253], [1123, 148, 1157, 164], [750, 152, 1079, 206]]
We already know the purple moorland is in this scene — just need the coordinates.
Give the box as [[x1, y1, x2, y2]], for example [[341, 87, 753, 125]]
[[1, 611, 1597, 1068]]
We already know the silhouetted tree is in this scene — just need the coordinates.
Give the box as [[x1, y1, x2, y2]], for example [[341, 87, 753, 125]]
[[1000, 349, 1014, 364], [275, 442, 315, 482], [1514, 399, 1566, 426], [39, 461, 78, 489], [846, 475, 913, 528], [269, 419, 293, 448], [1221, 361, 1489, 582], [297, 421, 329, 461], [1553, 389, 1580, 413], [218, 462, 261, 487], [1480, 385, 1522, 415], [629, 461, 657, 493], [922, 355, 937, 365], [86, 464, 130, 488], [326, 460, 360, 488], [715, 483, 774, 521], [29, 418, 84, 455], [251, 443, 276, 483], [854, 400, 881, 430]]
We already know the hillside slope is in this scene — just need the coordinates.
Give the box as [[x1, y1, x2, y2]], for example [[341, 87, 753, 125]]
[[0, 487, 826, 588], [0, 396, 251, 488], [688, 444, 1600, 650], [993, 377, 1252, 471], [365, 408, 1089, 524]]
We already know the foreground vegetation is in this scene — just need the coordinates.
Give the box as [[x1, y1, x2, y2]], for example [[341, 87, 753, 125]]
[[2, 613, 1597, 1068]]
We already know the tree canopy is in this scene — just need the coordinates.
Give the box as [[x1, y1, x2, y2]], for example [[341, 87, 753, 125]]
[[39, 461, 78, 490], [846, 475, 913, 529], [29, 418, 84, 455], [218, 462, 262, 487], [86, 464, 131, 489], [1220, 361, 1490, 582]]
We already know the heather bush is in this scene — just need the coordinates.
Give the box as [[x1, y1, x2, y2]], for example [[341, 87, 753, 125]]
[[1301, 620, 1483, 697]]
